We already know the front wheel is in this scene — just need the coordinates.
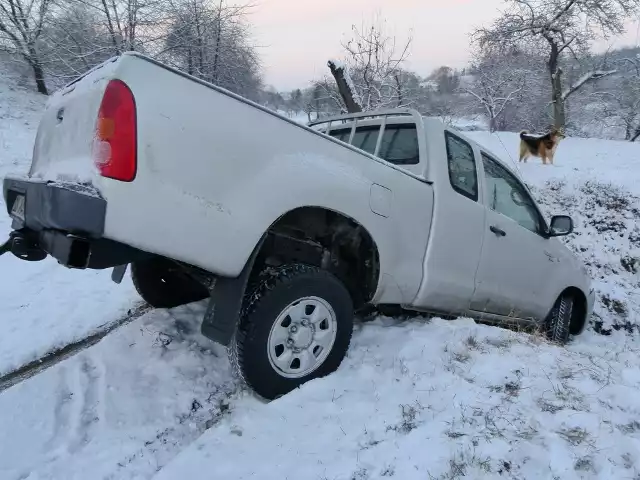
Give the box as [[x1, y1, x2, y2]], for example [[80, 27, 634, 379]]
[[229, 264, 354, 400], [546, 294, 574, 344]]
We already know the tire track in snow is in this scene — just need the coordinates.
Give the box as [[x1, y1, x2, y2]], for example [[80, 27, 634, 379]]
[[0, 303, 151, 393], [68, 355, 101, 453], [0, 301, 241, 479], [45, 366, 73, 453]]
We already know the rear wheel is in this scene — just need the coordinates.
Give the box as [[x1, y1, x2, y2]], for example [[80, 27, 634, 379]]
[[546, 294, 574, 344], [131, 258, 208, 308], [229, 264, 354, 400]]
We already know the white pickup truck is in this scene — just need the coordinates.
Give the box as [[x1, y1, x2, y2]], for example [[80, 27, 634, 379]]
[[2, 52, 594, 399]]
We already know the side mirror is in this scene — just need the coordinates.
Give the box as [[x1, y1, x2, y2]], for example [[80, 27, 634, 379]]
[[548, 215, 573, 237]]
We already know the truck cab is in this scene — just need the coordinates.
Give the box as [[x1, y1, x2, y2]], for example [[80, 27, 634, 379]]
[[310, 110, 593, 332]]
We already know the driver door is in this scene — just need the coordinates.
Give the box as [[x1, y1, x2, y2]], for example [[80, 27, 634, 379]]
[[470, 153, 553, 320]]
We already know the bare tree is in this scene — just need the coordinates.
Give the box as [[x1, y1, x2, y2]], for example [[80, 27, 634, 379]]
[[92, 0, 161, 53], [466, 49, 527, 131], [429, 66, 460, 95], [0, 0, 53, 93], [474, 0, 639, 128], [595, 55, 640, 140], [328, 18, 412, 111], [162, 0, 261, 99], [41, 4, 116, 87]]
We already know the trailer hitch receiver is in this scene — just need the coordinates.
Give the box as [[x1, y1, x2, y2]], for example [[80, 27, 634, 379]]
[[0, 231, 47, 262]]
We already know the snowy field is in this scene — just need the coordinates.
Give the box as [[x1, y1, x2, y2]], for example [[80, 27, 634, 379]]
[[1, 75, 640, 479]]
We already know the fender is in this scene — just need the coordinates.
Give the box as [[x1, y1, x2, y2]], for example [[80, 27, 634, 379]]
[[200, 234, 266, 345]]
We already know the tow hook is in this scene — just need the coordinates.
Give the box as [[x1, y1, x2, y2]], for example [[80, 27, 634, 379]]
[[0, 231, 47, 262]]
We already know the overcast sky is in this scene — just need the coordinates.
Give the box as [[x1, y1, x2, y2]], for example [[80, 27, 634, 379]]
[[250, 0, 640, 90]]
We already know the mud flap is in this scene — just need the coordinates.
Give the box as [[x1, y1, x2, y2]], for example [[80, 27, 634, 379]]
[[111, 264, 128, 284], [200, 236, 265, 346]]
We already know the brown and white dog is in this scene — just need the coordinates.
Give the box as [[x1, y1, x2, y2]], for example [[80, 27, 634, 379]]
[[518, 127, 565, 165]]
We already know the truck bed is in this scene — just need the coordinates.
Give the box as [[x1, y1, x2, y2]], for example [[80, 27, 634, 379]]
[[16, 53, 435, 305]]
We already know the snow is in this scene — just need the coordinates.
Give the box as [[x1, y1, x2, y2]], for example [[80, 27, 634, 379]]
[[561, 69, 618, 101], [519, 130, 549, 139], [33, 156, 99, 185], [47, 180, 102, 198], [2, 71, 640, 479], [450, 116, 487, 131], [327, 58, 345, 70], [156, 319, 640, 480], [465, 131, 640, 194], [0, 303, 236, 480], [0, 71, 137, 376]]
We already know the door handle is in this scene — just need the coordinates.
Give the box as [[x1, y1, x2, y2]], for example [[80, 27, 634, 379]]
[[490, 225, 506, 237]]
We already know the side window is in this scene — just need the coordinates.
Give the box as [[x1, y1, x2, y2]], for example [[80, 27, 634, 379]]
[[378, 125, 419, 165], [481, 153, 542, 234], [445, 132, 478, 201]]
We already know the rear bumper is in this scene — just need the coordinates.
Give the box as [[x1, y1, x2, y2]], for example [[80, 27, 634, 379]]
[[3, 176, 150, 269], [4, 176, 107, 237]]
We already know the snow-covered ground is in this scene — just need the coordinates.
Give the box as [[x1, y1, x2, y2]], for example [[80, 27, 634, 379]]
[[157, 319, 640, 480], [0, 302, 237, 480], [1, 73, 640, 480], [0, 73, 139, 376]]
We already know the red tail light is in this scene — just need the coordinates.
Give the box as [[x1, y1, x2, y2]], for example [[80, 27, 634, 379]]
[[93, 79, 137, 182]]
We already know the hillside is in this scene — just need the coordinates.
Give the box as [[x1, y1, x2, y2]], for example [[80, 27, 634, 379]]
[[0, 76, 639, 479]]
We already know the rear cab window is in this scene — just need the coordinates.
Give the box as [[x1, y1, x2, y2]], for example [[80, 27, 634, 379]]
[[379, 125, 419, 165], [328, 123, 420, 166], [351, 126, 380, 154]]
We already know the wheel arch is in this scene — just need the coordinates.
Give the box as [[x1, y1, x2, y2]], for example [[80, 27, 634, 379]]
[[253, 205, 382, 308], [198, 204, 382, 347]]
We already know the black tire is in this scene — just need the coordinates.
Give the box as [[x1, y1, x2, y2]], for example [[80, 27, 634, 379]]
[[229, 264, 354, 400], [546, 294, 574, 344], [131, 258, 208, 309]]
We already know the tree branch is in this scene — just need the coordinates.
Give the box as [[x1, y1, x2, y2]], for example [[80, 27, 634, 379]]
[[562, 69, 617, 100]]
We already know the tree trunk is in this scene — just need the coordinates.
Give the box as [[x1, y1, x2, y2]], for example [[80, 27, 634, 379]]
[[212, 3, 222, 83], [547, 44, 565, 129], [101, 0, 121, 54], [631, 128, 640, 142], [212, 26, 221, 83], [327, 60, 362, 113], [313, 85, 321, 117], [187, 49, 193, 75], [550, 70, 566, 128], [489, 116, 497, 133], [28, 54, 48, 95], [395, 74, 403, 107]]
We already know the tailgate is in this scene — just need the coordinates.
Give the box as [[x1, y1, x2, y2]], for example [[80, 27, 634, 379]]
[[29, 58, 120, 183]]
